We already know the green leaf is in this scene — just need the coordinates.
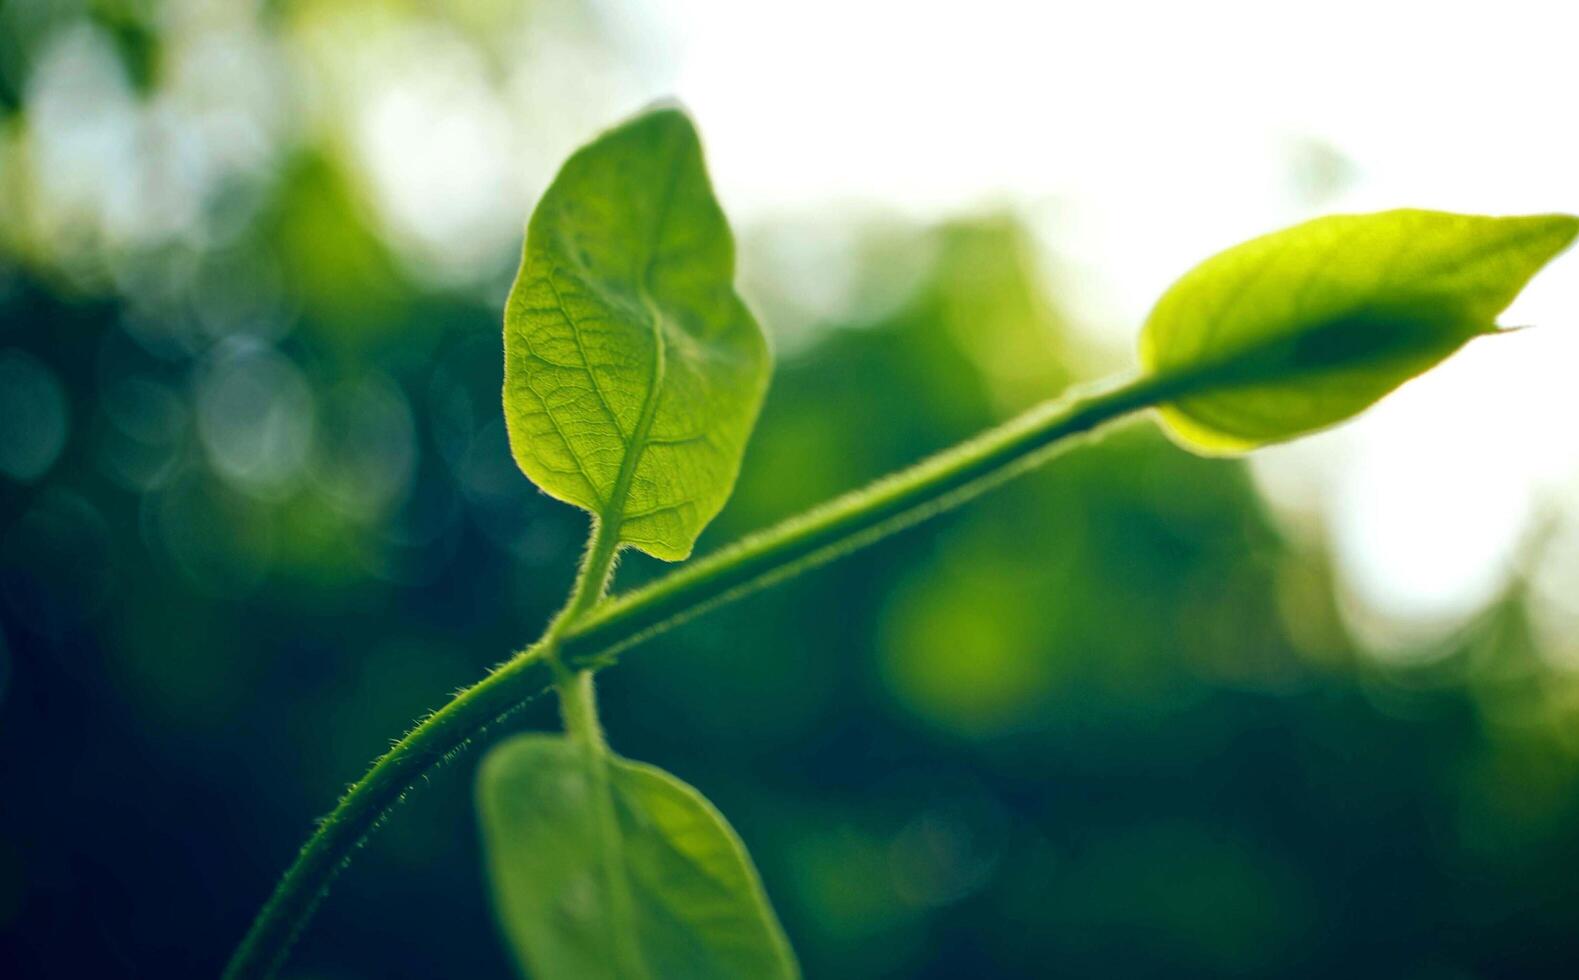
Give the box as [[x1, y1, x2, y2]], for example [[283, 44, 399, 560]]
[[1139, 209, 1578, 455], [503, 107, 770, 560], [477, 735, 798, 980]]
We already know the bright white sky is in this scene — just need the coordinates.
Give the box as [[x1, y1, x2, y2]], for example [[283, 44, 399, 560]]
[[617, 0, 1579, 650]]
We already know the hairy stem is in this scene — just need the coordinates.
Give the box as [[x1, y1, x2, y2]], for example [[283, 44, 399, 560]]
[[554, 668, 606, 752], [556, 369, 1202, 670], [224, 364, 1215, 979], [550, 515, 620, 748], [221, 641, 554, 980], [562, 516, 622, 623]]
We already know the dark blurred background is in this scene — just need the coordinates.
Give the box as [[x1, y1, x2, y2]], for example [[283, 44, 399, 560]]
[[5, 2, 1579, 978]]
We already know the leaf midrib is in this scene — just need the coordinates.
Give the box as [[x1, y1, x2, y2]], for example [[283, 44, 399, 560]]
[[596, 127, 687, 543]]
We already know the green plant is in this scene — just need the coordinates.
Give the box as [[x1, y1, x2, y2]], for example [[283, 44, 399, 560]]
[[223, 106, 1577, 979]]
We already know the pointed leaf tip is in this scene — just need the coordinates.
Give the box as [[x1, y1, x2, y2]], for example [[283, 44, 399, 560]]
[[1140, 209, 1579, 456]]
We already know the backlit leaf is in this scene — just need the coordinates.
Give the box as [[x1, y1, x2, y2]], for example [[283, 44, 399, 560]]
[[503, 107, 770, 559], [1140, 209, 1578, 455], [478, 735, 798, 980]]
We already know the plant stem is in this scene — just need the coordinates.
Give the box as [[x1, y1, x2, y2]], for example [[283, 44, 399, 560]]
[[556, 367, 1206, 669], [224, 364, 1214, 979], [562, 516, 622, 622], [221, 641, 555, 980], [550, 515, 620, 749], [555, 668, 607, 753]]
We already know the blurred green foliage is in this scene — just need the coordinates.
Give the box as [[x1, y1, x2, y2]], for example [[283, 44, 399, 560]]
[[4, 2, 1579, 978]]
